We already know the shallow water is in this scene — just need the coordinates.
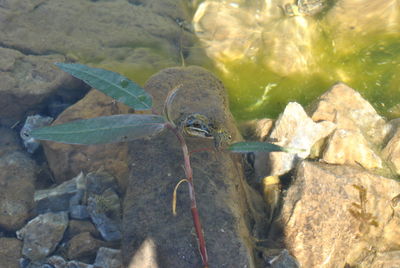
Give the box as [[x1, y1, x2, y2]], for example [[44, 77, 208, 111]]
[[192, 0, 400, 120]]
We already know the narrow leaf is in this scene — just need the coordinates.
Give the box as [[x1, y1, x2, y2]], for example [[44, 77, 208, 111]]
[[30, 114, 166, 145], [228, 141, 305, 153], [55, 63, 152, 110]]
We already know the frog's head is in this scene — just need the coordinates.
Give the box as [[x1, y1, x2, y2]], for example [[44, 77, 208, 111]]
[[180, 113, 232, 149], [181, 113, 214, 139]]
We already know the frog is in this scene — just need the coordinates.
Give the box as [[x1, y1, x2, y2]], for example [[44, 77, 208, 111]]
[[179, 113, 232, 149]]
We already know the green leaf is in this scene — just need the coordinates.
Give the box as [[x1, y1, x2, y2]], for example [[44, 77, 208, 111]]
[[30, 114, 166, 145], [228, 141, 305, 153], [55, 63, 152, 110]]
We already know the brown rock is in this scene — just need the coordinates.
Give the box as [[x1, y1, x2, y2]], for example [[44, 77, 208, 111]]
[[66, 232, 106, 263], [310, 82, 390, 145], [280, 160, 400, 267], [0, 237, 22, 268], [323, 128, 382, 169], [43, 90, 132, 188], [0, 127, 23, 157], [0, 47, 74, 122], [65, 220, 100, 240], [122, 66, 267, 267], [0, 151, 36, 231]]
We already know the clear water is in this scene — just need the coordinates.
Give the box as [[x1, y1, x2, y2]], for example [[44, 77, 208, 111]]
[[192, 0, 400, 121]]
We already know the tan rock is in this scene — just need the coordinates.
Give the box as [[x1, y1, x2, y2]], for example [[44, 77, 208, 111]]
[[310, 82, 390, 145], [383, 126, 400, 175], [264, 102, 335, 176], [43, 89, 132, 188], [0, 238, 22, 268], [359, 251, 400, 268], [280, 160, 400, 267], [323, 128, 382, 169]]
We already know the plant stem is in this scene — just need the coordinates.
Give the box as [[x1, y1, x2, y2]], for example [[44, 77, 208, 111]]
[[166, 123, 209, 267]]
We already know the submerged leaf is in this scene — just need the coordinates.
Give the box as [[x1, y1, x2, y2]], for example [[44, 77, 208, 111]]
[[55, 63, 152, 110], [228, 141, 305, 153], [30, 114, 166, 145]]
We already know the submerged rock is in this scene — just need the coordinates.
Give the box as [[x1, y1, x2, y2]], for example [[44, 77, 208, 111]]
[[66, 232, 106, 263], [42, 90, 131, 187], [20, 115, 53, 154], [122, 66, 267, 267], [87, 189, 122, 242], [34, 172, 86, 215], [17, 212, 69, 261], [0, 151, 37, 231], [0, 237, 22, 268], [94, 247, 122, 268]]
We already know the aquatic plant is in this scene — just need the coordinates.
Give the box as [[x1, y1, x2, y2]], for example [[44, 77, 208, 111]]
[[28, 63, 293, 267]]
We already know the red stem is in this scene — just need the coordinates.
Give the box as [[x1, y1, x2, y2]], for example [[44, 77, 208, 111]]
[[166, 123, 209, 267]]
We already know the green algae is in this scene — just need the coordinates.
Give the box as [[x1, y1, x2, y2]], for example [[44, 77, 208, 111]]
[[212, 30, 400, 121]]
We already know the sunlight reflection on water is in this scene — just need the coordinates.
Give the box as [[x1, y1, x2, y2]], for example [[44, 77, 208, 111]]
[[192, 0, 400, 120]]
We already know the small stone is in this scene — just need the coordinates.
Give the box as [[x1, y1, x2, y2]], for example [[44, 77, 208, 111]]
[[20, 115, 53, 154], [87, 189, 122, 242], [264, 249, 299, 268], [17, 212, 69, 261], [34, 172, 86, 214], [65, 220, 100, 240], [66, 232, 106, 263], [94, 247, 122, 268], [66, 260, 94, 268], [0, 237, 22, 268], [46, 255, 67, 268]]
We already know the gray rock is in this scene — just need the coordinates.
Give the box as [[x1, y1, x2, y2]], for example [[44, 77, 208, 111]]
[[264, 249, 299, 268], [45, 255, 67, 268], [86, 171, 120, 195], [94, 247, 122, 268], [0, 127, 22, 157], [34, 172, 86, 214], [87, 189, 122, 242], [17, 212, 69, 261], [0, 151, 37, 231], [20, 115, 53, 154]]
